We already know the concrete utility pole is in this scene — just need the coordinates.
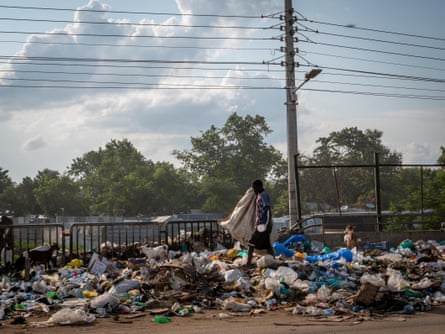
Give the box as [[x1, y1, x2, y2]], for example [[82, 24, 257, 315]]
[[283, 1, 322, 229], [284, 0, 298, 228]]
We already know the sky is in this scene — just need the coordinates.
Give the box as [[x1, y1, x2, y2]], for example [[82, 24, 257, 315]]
[[1, 0, 444, 183]]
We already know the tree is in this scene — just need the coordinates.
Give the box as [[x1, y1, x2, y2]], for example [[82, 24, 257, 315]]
[[68, 138, 198, 216], [438, 146, 445, 165], [2, 177, 40, 216], [174, 113, 285, 214], [0, 167, 14, 213], [33, 171, 88, 216], [300, 127, 403, 211], [420, 147, 445, 225], [0, 167, 13, 192], [69, 139, 152, 215]]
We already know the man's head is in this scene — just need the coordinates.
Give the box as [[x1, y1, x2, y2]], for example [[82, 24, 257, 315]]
[[252, 179, 264, 194]]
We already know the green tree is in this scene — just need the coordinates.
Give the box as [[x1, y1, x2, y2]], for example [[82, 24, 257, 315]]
[[301, 127, 402, 211], [69, 139, 151, 215], [33, 170, 88, 216], [0, 167, 14, 213], [2, 177, 40, 216], [174, 113, 285, 214], [148, 162, 199, 215], [69, 138, 197, 216], [438, 146, 445, 165], [422, 147, 445, 224]]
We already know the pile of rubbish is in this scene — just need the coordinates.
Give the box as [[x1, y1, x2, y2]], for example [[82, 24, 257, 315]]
[[1, 236, 445, 327]]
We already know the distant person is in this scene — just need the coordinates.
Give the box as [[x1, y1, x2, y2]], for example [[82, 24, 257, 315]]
[[246, 179, 274, 265], [1, 215, 14, 267], [441, 222, 445, 232], [344, 224, 359, 250], [0, 215, 13, 249]]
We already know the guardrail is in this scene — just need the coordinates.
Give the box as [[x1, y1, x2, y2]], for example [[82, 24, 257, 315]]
[[1, 219, 233, 264], [299, 211, 444, 234], [294, 212, 445, 249], [0, 223, 65, 264]]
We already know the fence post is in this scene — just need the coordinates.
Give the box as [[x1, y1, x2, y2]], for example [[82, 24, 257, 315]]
[[374, 152, 383, 232]]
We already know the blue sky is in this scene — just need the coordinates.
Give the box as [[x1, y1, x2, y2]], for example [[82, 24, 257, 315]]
[[1, 0, 444, 183]]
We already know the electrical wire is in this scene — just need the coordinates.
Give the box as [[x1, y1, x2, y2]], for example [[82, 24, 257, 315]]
[[0, 16, 277, 31], [0, 68, 285, 81], [302, 51, 445, 73], [0, 39, 278, 52], [0, 59, 284, 72], [303, 29, 445, 51], [0, 55, 282, 67], [298, 17, 445, 42], [303, 88, 445, 100], [0, 4, 281, 20], [0, 29, 275, 41], [300, 40, 445, 63], [0, 4, 443, 101]]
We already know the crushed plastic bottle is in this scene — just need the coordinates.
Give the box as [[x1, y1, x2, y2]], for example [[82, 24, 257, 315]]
[[153, 316, 170, 323]]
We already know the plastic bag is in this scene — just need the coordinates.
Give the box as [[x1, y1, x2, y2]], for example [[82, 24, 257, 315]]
[[273, 241, 295, 258], [90, 292, 120, 309], [386, 268, 410, 291], [275, 266, 298, 285], [360, 273, 385, 287], [31, 308, 96, 327], [305, 248, 353, 263]]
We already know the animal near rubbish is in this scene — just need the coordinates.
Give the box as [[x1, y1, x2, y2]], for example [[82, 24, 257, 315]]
[[139, 244, 168, 260], [15, 243, 59, 270]]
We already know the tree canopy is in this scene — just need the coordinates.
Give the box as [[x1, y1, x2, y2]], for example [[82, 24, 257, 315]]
[[174, 112, 286, 214], [0, 120, 443, 224]]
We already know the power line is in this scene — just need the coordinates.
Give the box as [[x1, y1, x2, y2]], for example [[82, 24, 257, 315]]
[[0, 59, 283, 73], [0, 68, 285, 82], [317, 65, 445, 83], [301, 40, 445, 63], [0, 4, 443, 102], [0, 83, 283, 90], [299, 17, 445, 42], [0, 16, 277, 31], [5, 74, 443, 94], [298, 25, 445, 52], [0, 55, 282, 67], [302, 50, 445, 73], [0, 29, 275, 41], [311, 79, 445, 93], [2, 81, 442, 100], [0, 39, 278, 53], [303, 88, 445, 100], [0, 4, 280, 20]]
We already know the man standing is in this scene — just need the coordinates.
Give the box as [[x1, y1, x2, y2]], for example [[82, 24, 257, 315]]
[[247, 179, 274, 265]]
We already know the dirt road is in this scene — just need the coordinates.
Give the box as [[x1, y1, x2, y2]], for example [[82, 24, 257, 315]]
[[1, 305, 444, 334]]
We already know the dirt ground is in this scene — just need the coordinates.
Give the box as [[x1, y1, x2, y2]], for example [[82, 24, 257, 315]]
[[1, 305, 444, 334]]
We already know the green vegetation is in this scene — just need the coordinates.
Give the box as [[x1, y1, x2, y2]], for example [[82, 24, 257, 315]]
[[0, 114, 444, 224]]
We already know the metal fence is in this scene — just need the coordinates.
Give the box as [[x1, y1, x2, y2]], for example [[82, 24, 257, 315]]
[[299, 211, 444, 234], [296, 155, 445, 230], [1, 218, 232, 264]]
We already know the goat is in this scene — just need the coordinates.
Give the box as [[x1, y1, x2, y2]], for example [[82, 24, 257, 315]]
[[140, 244, 168, 260], [15, 243, 59, 271]]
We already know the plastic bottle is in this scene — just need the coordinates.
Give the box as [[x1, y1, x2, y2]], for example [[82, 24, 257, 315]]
[[153, 316, 171, 323]]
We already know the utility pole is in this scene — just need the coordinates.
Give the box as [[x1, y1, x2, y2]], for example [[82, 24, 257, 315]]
[[284, 0, 298, 228]]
